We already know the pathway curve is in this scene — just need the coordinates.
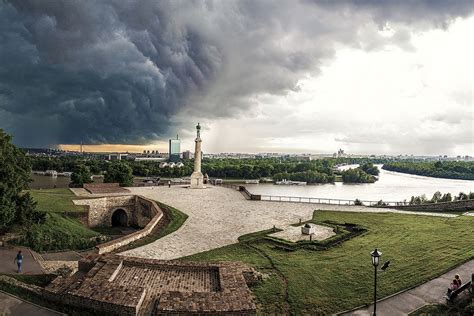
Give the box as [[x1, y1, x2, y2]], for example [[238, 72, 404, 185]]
[[75, 185, 457, 260], [0, 290, 63, 316], [342, 259, 474, 316], [0, 247, 44, 275]]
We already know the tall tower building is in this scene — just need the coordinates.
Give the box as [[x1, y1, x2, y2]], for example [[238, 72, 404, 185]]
[[169, 134, 181, 162]]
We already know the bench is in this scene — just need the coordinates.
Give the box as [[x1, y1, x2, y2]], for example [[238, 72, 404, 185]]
[[445, 280, 472, 302]]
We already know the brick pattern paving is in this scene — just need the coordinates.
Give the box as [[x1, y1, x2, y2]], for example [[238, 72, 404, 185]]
[[44, 255, 257, 315], [84, 183, 130, 194], [115, 263, 221, 293]]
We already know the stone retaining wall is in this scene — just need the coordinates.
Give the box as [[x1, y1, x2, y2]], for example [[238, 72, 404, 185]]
[[74, 195, 156, 228], [95, 197, 163, 255]]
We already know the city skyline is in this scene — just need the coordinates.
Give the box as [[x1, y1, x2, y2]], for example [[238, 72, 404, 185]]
[[1, 1, 473, 156]]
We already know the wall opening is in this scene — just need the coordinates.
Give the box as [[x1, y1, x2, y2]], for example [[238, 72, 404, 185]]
[[111, 209, 128, 227]]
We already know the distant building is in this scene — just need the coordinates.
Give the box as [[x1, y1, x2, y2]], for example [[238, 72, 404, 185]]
[[182, 150, 193, 160], [108, 153, 128, 161], [169, 134, 181, 162]]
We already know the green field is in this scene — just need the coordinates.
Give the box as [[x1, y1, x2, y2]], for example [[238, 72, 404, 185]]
[[185, 211, 474, 314]]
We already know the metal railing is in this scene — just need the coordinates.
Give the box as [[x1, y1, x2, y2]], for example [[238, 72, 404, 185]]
[[259, 195, 402, 206]]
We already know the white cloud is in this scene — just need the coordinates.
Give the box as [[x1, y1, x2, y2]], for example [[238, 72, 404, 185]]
[[188, 16, 474, 156]]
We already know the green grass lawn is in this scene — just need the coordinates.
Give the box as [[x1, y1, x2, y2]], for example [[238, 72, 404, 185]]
[[27, 188, 85, 213], [17, 188, 99, 251], [185, 211, 474, 314]]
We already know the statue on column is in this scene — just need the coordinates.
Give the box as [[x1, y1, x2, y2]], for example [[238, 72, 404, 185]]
[[190, 123, 204, 189]]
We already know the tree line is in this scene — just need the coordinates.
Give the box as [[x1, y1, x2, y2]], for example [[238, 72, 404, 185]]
[[382, 161, 474, 180], [32, 156, 383, 185]]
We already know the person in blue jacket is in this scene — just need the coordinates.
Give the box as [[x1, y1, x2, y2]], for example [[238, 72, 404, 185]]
[[14, 250, 23, 273]]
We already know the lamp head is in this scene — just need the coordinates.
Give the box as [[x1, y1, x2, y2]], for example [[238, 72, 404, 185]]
[[371, 248, 382, 267]]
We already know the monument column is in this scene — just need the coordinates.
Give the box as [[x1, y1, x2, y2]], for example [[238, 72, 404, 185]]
[[190, 123, 204, 189]]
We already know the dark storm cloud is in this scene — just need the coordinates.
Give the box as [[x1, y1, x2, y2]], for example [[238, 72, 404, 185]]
[[0, 0, 473, 146]]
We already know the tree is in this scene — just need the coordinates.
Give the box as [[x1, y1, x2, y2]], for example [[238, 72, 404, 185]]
[[431, 191, 442, 203], [104, 162, 133, 186], [360, 163, 379, 176], [0, 129, 33, 230], [16, 192, 46, 225], [71, 164, 93, 187]]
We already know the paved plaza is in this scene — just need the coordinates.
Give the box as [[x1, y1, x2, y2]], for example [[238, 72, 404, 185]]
[[103, 185, 456, 260]]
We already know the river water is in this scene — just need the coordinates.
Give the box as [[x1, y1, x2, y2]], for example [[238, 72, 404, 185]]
[[30, 165, 473, 202], [29, 174, 103, 189], [244, 165, 473, 202]]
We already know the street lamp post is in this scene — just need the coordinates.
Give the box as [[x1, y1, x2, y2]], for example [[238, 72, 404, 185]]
[[370, 248, 382, 316]]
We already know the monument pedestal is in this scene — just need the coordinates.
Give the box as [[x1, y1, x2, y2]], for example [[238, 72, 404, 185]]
[[190, 171, 205, 189]]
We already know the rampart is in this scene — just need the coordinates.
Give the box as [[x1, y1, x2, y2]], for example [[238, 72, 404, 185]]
[[43, 255, 257, 315], [74, 195, 164, 255]]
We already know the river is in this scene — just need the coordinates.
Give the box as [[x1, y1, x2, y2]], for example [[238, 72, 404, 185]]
[[243, 165, 473, 202], [30, 165, 473, 202]]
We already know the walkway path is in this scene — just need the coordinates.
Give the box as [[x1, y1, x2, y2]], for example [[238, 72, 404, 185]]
[[72, 185, 457, 260], [0, 290, 63, 316], [342, 259, 474, 316], [0, 247, 44, 275]]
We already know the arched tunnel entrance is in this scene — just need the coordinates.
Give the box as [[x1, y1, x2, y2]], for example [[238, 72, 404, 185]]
[[111, 209, 128, 227]]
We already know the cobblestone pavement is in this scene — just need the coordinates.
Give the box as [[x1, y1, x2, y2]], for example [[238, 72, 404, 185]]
[[115, 186, 457, 260]]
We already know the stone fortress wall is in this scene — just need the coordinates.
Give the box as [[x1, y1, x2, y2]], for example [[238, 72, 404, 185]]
[[74, 195, 164, 255], [43, 255, 258, 315]]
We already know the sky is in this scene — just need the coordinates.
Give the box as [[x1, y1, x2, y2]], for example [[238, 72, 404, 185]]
[[1, 0, 473, 156]]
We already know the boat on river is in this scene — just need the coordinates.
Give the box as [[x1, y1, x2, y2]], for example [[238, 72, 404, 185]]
[[245, 179, 260, 184], [275, 179, 307, 185]]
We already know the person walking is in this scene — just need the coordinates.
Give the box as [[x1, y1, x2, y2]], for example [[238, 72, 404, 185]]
[[168, 180, 171, 188], [14, 250, 23, 273]]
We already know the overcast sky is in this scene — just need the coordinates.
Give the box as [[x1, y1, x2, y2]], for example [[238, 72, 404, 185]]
[[1, 1, 473, 155]]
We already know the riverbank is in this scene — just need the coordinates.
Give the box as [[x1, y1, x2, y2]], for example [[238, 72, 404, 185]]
[[382, 161, 474, 181]]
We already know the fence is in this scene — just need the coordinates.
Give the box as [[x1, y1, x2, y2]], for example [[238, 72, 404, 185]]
[[217, 183, 402, 206], [259, 195, 402, 206]]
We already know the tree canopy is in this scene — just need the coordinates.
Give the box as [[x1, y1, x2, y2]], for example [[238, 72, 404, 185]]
[[104, 162, 134, 186], [0, 129, 44, 230]]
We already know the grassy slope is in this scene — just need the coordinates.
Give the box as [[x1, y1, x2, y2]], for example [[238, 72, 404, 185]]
[[28, 188, 85, 213], [185, 211, 474, 314], [19, 189, 99, 251]]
